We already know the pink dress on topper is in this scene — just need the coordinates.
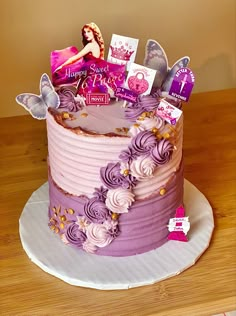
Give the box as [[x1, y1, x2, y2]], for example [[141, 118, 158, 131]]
[[50, 47, 94, 86]]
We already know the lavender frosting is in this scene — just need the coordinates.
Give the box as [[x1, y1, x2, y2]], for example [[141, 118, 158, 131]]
[[119, 147, 138, 164], [93, 186, 108, 202], [151, 139, 174, 165], [100, 162, 136, 189], [131, 131, 157, 156], [84, 198, 109, 223], [125, 95, 160, 122], [57, 86, 82, 112], [65, 223, 87, 247]]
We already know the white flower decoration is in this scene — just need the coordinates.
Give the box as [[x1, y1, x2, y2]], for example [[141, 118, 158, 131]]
[[130, 155, 156, 181], [105, 188, 135, 214]]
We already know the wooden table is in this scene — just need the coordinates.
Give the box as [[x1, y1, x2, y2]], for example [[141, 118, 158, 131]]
[[1, 89, 235, 316]]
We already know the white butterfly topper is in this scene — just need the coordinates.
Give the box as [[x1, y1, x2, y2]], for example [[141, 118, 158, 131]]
[[143, 39, 190, 92], [16, 73, 60, 120]]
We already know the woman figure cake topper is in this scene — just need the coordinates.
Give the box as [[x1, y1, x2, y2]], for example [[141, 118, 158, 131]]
[[51, 22, 104, 86]]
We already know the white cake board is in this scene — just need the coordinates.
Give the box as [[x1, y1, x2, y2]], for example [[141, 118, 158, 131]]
[[19, 179, 214, 290]]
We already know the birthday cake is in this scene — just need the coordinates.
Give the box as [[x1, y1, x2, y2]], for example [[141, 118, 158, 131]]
[[16, 22, 194, 257]]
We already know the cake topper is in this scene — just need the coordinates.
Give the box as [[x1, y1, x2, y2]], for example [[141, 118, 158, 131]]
[[16, 73, 60, 120], [169, 67, 195, 101], [51, 22, 105, 87], [107, 34, 139, 70], [143, 39, 190, 93], [125, 63, 157, 96], [167, 205, 190, 242]]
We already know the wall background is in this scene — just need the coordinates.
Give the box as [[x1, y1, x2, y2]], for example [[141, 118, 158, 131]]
[[0, 0, 235, 117]]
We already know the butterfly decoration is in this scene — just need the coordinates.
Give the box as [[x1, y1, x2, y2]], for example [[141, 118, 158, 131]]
[[16, 73, 60, 120], [143, 39, 190, 93]]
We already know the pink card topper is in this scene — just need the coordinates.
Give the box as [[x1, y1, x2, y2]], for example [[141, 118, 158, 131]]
[[156, 98, 182, 125], [167, 205, 190, 242], [125, 63, 157, 96], [86, 93, 110, 105], [115, 87, 138, 103], [75, 58, 126, 98], [169, 67, 195, 102], [107, 34, 139, 70]]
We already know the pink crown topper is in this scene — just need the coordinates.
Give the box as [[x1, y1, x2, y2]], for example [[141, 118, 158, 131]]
[[107, 34, 139, 70], [109, 45, 134, 61]]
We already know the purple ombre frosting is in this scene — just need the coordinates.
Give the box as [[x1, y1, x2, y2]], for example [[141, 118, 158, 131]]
[[100, 162, 137, 189], [125, 95, 160, 122], [131, 131, 157, 156], [57, 86, 82, 112], [151, 139, 174, 165], [65, 223, 86, 247], [93, 186, 108, 202], [84, 198, 109, 223]]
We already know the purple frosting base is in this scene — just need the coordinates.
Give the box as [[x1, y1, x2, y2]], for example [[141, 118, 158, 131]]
[[48, 161, 183, 257]]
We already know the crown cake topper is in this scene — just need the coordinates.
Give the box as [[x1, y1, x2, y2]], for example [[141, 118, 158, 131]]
[[107, 34, 139, 70]]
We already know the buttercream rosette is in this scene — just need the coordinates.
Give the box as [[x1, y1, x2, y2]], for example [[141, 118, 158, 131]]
[[105, 188, 135, 214], [151, 139, 174, 166], [65, 223, 87, 247], [84, 198, 109, 224], [130, 155, 156, 181]]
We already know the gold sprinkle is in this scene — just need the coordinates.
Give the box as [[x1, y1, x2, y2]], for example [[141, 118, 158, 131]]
[[123, 169, 129, 176], [62, 112, 70, 119], [68, 208, 75, 215], [151, 127, 158, 134], [159, 188, 166, 196], [162, 133, 170, 139], [122, 127, 129, 133], [55, 227, 59, 234], [133, 123, 140, 128], [81, 112, 88, 118], [60, 222, 65, 229], [111, 213, 119, 220], [52, 207, 56, 213], [141, 112, 147, 118], [50, 225, 55, 231], [156, 134, 162, 140], [60, 215, 66, 222]]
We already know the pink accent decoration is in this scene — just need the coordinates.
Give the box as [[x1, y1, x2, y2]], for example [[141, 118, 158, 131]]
[[128, 72, 149, 95], [86, 93, 110, 105], [110, 45, 134, 61], [167, 205, 188, 242]]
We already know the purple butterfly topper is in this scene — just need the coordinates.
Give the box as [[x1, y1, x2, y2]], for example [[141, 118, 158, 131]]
[[16, 73, 60, 120], [143, 39, 190, 92]]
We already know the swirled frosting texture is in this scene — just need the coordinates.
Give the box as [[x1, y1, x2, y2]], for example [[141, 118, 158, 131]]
[[47, 107, 183, 200], [105, 188, 135, 214], [57, 86, 82, 112], [125, 95, 160, 122], [84, 198, 109, 223], [131, 131, 157, 156], [151, 139, 174, 166], [65, 223, 86, 247]]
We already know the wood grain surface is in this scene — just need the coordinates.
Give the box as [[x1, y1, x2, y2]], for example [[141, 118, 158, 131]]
[[0, 89, 235, 316]]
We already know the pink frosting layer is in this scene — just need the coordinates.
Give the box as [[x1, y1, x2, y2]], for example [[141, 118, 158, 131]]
[[48, 160, 183, 256], [46, 108, 182, 199]]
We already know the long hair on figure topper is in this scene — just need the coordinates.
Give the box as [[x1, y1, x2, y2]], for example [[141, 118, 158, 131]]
[[51, 22, 105, 87], [143, 39, 190, 92], [16, 74, 60, 120]]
